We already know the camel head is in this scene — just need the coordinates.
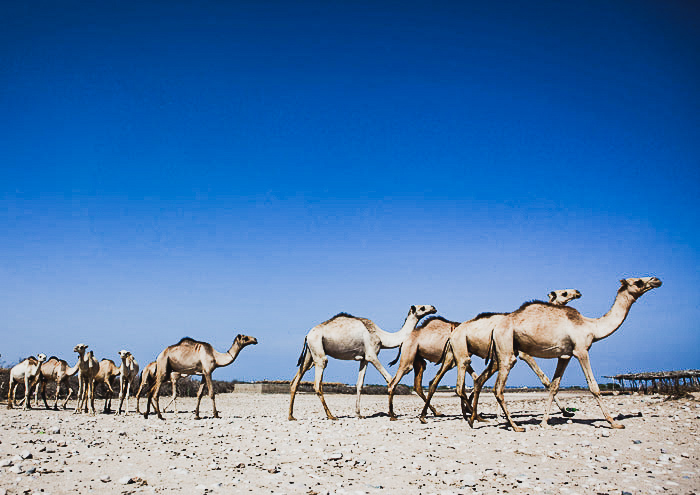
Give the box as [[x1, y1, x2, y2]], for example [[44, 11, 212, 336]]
[[73, 343, 88, 354], [37, 353, 47, 363], [118, 350, 132, 361], [619, 277, 662, 299], [548, 289, 582, 305], [410, 305, 438, 320], [234, 334, 258, 348]]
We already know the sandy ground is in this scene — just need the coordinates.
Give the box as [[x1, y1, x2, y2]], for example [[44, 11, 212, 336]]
[[0, 390, 698, 495]]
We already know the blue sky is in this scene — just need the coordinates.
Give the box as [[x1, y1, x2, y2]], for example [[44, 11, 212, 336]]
[[1, 1, 698, 388]]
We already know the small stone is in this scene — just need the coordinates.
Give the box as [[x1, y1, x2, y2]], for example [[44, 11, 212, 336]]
[[632, 440, 642, 444], [9, 465, 23, 474], [208, 462, 220, 470], [25, 467, 36, 475], [118, 476, 133, 485], [0, 459, 13, 467], [19, 450, 32, 459], [325, 452, 343, 461], [49, 426, 60, 434], [195, 484, 208, 491], [601, 431, 610, 437], [100, 475, 111, 482], [210, 482, 222, 489]]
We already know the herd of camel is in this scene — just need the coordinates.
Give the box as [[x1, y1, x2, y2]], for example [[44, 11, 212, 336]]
[[6, 276, 661, 432]]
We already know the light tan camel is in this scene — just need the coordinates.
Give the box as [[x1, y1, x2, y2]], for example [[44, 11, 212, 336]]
[[469, 277, 662, 431], [93, 359, 120, 413], [289, 304, 437, 421], [144, 334, 258, 420], [389, 290, 581, 421], [34, 356, 80, 410], [161, 371, 197, 412], [116, 350, 139, 415], [7, 354, 47, 410], [74, 345, 99, 415]]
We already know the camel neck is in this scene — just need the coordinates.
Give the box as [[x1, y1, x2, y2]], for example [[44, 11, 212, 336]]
[[67, 359, 80, 376], [377, 312, 420, 349], [213, 343, 241, 367], [592, 288, 636, 342]]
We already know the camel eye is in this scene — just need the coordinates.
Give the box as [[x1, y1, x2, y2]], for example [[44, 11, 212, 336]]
[[562, 292, 568, 297], [634, 280, 644, 288]]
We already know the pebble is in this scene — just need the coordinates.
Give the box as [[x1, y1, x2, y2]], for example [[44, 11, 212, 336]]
[[0, 459, 13, 467], [100, 475, 111, 482], [325, 452, 343, 461], [49, 426, 60, 434], [20, 450, 32, 459]]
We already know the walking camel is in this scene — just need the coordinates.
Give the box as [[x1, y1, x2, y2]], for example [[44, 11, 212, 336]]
[[289, 304, 437, 421], [116, 350, 139, 415], [469, 277, 662, 431], [74, 345, 99, 415], [34, 356, 80, 410], [144, 334, 258, 420], [7, 354, 47, 409], [387, 290, 581, 421], [94, 359, 121, 413]]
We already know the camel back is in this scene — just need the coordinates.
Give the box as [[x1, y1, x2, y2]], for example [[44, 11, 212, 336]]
[[514, 300, 584, 322]]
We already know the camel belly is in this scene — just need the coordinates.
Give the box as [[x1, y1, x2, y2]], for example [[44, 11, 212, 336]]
[[516, 333, 573, 359], [323, 337, 367, 361]]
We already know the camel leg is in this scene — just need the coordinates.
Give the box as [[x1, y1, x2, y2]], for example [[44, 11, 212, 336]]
[[288, 352, 313, 421], [7, 381, 15, 409], [313, 359, 337, 420], [468, 356, 499, 427], [387, 358, 412, 421], [52, 381, 61, 410], [540, 357, 571, 426], [415, 357, 442, 417], [419, 353, 454, 424], [117, 378, 127, 415], [89, 380, 96, 415], [62, 381, 73, 410], [355, 360, 368, 418], [194, 381, 207, 420], [491, 353, 522, 432], [145, 374, 165, 420], [520, 353, 573, 417], [366, 354, 393, 384], [575, 350, 624, 429], [205, 373, 219, 419], [163, 377, 178, 413], [23, 376, 32, 410], [74, 376, 83, 414]]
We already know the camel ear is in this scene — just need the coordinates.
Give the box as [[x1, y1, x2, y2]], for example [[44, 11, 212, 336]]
[[620, 279, 628, 286], [411, 305, 416, 313]]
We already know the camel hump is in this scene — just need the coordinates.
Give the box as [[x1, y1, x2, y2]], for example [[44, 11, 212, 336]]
[[416, 315, 458, 330], [21, 356, 38, 364], [472, 311, 506, 321], [46, 356, 61, 362], [175, 336, 201, 346]]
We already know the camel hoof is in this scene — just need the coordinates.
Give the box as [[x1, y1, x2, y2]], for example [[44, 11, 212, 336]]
[[562, 410, 575, 418], [389, 415, 398, 421], [432, 411, 443, 417], [610, 421, 625, 429], [467, 418, 475, 428], [328, 416, 338, 421], [213, 413, 220, 419], [476, 414, 488, 423], [512, 426, 526, 433], [288, 416, 297, 421], [194, 416, 201, 420], [419, 416, 427, 424]]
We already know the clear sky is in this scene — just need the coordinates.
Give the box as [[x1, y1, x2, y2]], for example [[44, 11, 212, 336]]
[[1, 1, 698, 388]]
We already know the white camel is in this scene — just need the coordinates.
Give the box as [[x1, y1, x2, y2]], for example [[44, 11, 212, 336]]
[[116, 350, 139, 415], [289, 304, 437, 420], [7, 354, 47, 410]]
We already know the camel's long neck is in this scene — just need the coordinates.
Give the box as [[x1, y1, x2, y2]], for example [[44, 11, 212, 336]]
[[67, 360, 80, 376], [213, 343, 242, 367], [377, 313, 420, 349], [592, 289, 636, 342]]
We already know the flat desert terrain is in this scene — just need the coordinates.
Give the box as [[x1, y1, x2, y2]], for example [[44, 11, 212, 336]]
[[1, 390, 698, 494]]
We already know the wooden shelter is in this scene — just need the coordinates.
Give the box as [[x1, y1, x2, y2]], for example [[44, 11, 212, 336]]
[[604, 369, 700, 394]]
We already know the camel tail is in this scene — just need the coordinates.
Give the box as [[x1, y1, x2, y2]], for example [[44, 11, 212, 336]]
[[296, 338, 309, 368], [436, 339, 451, 366], [484, 333, 497, 370], [388, 345, 402, 367]]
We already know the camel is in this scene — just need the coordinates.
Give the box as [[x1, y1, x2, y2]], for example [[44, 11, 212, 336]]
[[74, 345, 99, 415], [7, 354, 47, 410], [116, 350, 139, 415], [93, 359, 121, 413], [288, 304, 437, 421], [388, 290, 581, 421], [144, 334, 258, 420], [135, 361, 157, 414], [135, 362, 194, 414], [469, 277, 662, 431], [34, 356, 80, 410]]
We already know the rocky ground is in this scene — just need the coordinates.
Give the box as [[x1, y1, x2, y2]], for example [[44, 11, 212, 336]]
[[0, 391, 698, 494]]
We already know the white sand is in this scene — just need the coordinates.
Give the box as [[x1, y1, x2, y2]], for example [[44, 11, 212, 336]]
[[1, 391, 698, 494]]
